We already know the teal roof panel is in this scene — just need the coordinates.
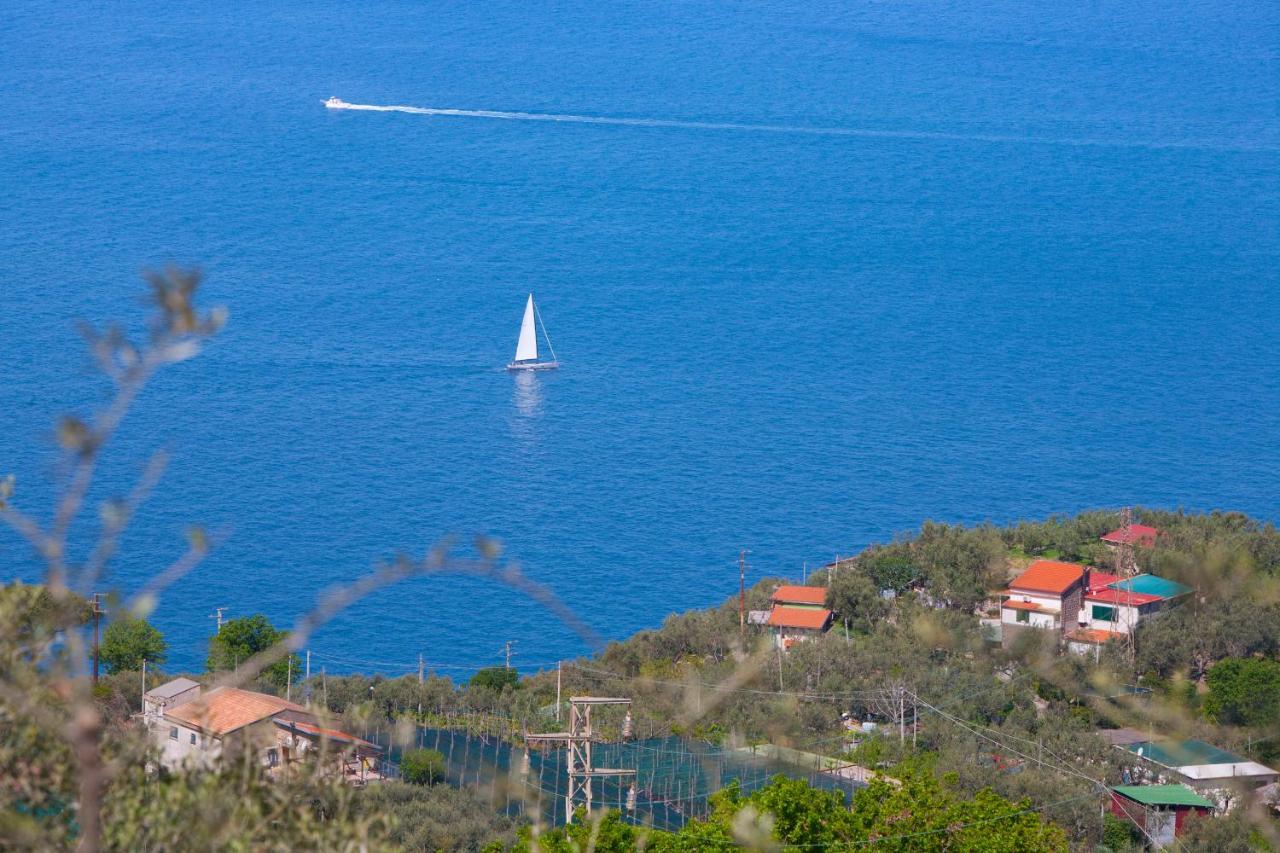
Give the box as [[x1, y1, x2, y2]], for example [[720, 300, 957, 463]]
[[1125, 738, 1243, 767], [1108, 574, 1191, 599]]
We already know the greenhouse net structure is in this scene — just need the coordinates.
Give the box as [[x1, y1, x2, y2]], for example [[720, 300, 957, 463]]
[[395, 726, 863, 831]]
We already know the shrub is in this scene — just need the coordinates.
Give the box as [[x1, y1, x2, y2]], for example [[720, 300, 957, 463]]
[[400, 748, 447, 786], [470, 666, 520, 691]]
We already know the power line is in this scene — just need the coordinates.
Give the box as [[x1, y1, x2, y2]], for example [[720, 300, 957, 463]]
[[569, 662, 891, 700]]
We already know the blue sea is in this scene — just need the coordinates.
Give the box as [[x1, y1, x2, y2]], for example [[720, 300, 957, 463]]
[[2, 1, 1277, 677]]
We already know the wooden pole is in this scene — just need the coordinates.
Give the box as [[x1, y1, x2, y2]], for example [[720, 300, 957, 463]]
[[898, 688, 905, 746], [91, 593, 102, 685], [776, 643, 784, 691], [739, 551, 746, 640]]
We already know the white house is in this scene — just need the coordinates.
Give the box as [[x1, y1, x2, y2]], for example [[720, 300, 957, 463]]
[[766, 585, 832, 649], [145, 680, 380, 783], [999, 560, 1087, 646], [1067, 574, 1191, 655]]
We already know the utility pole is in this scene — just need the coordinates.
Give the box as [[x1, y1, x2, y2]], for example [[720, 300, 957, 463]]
[[739, 551, 747, 640], [210, 606, 227, 633], [418, 652, 424, 685], [286, 656, 292, 702], [305, 650, 312, 704], [141, 658, 147, 714], [776, 642, 784, 692], [91, 593, 104, 685], [898, 686, 905, 746], [503, 641, 517, 670], [556, 660, 563, 722], [526, 697, 636, 824]]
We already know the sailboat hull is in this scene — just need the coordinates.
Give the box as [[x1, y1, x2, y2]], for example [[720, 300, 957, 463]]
[[506, 360, 559, 371]]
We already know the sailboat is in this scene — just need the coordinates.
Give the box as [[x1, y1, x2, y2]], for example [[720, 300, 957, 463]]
[[506, 293, 559, 371]]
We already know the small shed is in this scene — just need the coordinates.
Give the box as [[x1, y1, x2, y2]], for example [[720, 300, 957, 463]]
[[769, 585, 828, 609], [767, 605, 832, 649], [1110, 785, 1212, 846], [143, 677, 201, 718]]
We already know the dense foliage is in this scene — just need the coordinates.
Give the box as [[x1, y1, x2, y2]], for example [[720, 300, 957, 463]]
[[206, 614, 301, 689], [100, 614, 166, 674], [515, 774, 1067, 852], [471, 666, 521, 692], [350, 782, 518, 851], [1203, 657, 1280, 729]]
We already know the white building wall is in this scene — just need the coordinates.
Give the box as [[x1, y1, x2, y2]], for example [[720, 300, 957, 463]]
[[1081, 601, 1140, 635], [1000, 591, 1062, 630], [152, 719, 219, 771]]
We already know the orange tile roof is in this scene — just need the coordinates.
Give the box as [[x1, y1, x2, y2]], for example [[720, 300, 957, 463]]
[[1067, 627, 1124, 645], [770, 585, 828, 606], [165, 687, 309, 736], [1009, 560, 1085, 595], [768, 606, 833, 630], [275, 719, 379, 750]]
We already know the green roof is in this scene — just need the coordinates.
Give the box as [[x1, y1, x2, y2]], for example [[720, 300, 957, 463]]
[[1113, 785, 1213, 808], [1108, 574, 1191, 599]]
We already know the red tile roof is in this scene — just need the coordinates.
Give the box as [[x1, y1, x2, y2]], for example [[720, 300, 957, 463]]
[[770, 585, 828, 606], [1009, 560, 1085, 595], [1087, 588, 1162, 606], [768, 606, 833, 630], [1088, 571, 1121, 593], [1101, 524, 1159, 547], [165, 687, 310, 736]]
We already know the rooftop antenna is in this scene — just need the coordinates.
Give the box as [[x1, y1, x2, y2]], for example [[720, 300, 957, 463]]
[[1116, 507, 1137, 578]]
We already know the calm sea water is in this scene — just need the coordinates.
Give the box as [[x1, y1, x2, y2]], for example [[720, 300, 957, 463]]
[[2, 1, 1277, 676]]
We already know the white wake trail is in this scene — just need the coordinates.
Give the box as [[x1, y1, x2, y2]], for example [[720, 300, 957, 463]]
[[324, 100, 1272, 153]]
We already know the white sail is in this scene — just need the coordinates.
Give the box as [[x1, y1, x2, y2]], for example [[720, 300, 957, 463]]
[[514, 294, 539, 362]]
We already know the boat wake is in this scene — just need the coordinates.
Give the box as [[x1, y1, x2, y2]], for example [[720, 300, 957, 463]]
[[322, 98, 1270, 153]]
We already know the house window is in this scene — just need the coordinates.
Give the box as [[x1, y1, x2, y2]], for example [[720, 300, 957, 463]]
[[266, 748, 279, 767], [189, 733, 197, 745], [1015, 609, 1029, 624], [169, 726, 178, 740], [1092, 605, 1117, 622]]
